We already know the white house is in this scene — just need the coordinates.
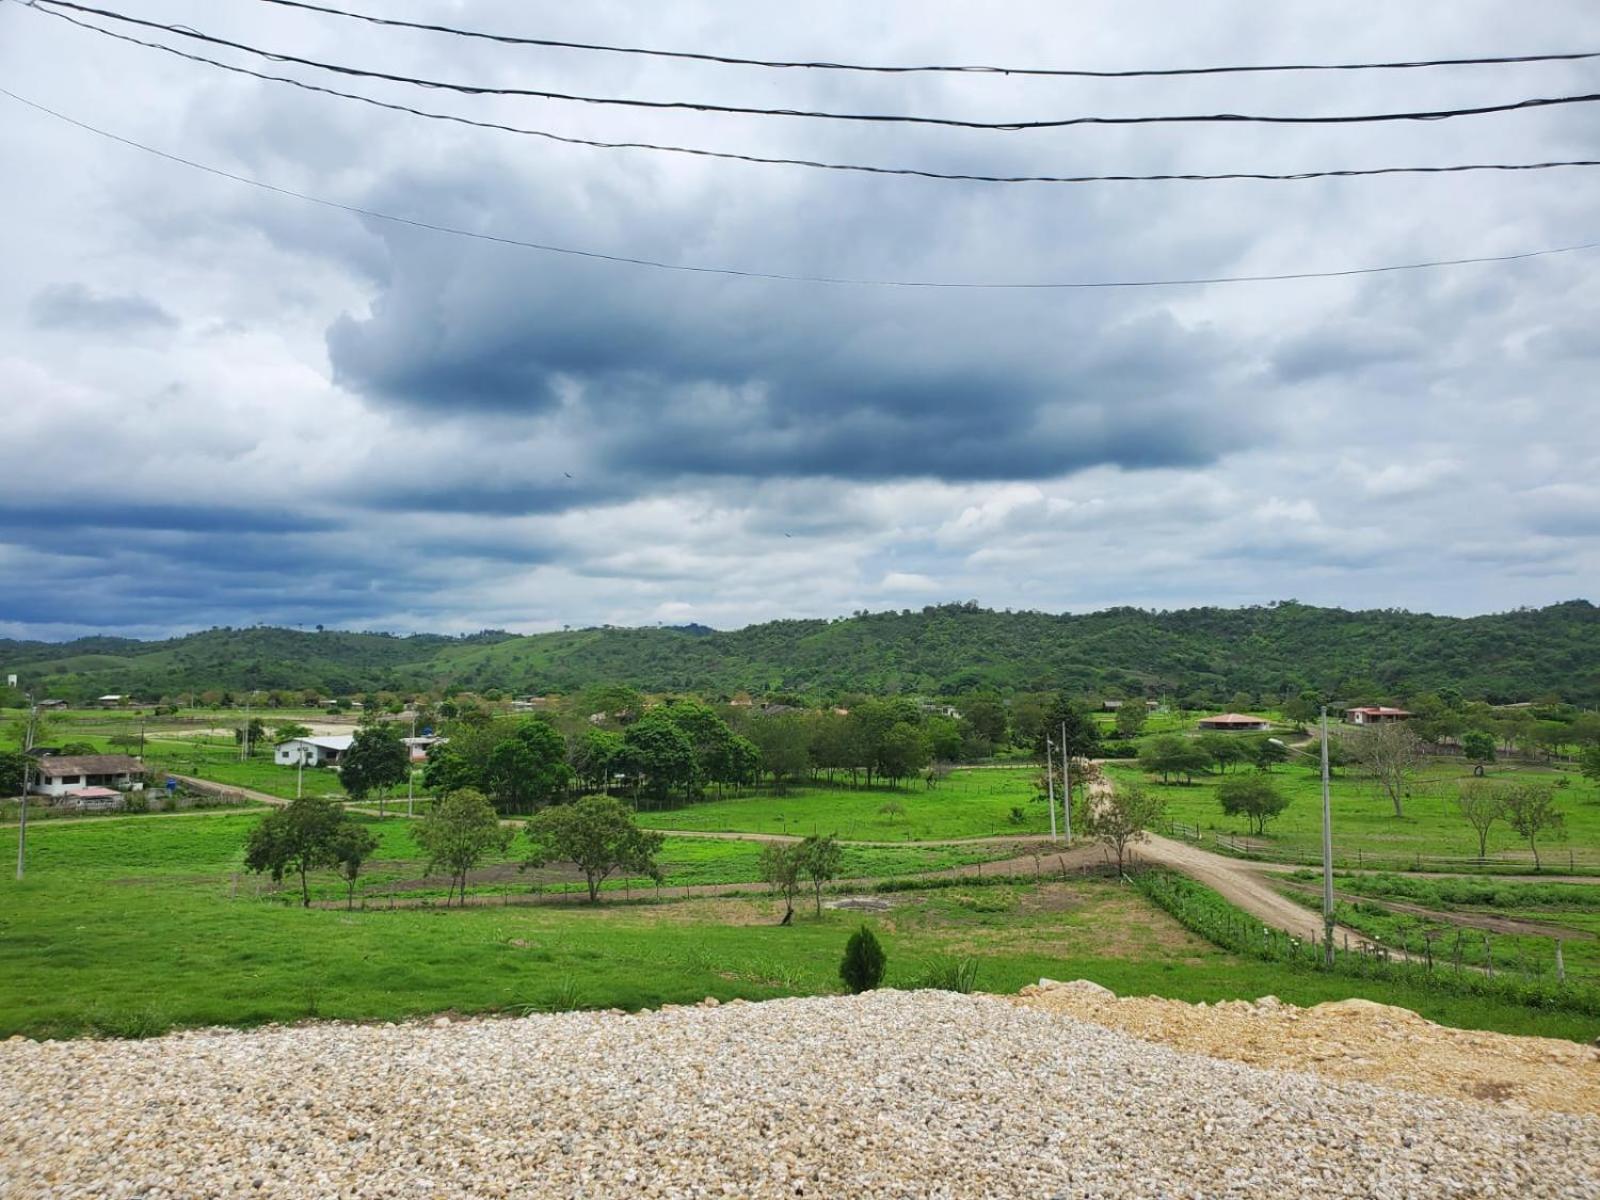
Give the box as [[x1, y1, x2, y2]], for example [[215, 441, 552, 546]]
[[402, 735, 446, 763], [274, 735, 354, 767], [29, 754, 146, 799], [1346, 706, 1413, 726]]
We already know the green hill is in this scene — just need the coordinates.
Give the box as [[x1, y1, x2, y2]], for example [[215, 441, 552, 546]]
[[2, 600, 1596, 704]]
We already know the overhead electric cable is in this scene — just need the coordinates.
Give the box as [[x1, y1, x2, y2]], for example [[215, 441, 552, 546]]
[[6, 85, 1598, 291], [251, 0, 1600, 81], [28, 0, 1600, 132], [20, 6, 1600, 188]]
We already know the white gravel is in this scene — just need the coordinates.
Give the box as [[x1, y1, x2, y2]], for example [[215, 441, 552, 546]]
[[3, 991, 1596, 1198]]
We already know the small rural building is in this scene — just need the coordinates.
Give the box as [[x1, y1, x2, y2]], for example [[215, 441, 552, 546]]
[[36, 699, 68, 711], [29, 754, 146, 799], [1196, 713, 1272, 732], [1346, 706, 1413, 725], [59, 786, 125, 812], [401, 735, 446, 763], [95, 694, 128, 708], [273, 735, 354, 767]]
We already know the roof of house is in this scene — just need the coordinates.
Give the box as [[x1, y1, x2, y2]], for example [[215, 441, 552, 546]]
[[1198, 713, 1270, 725], [280, 735, 355, 751], [66, 786, 122, 800], [1348, 706, 1413, 717], [34, 755, 146, 778]]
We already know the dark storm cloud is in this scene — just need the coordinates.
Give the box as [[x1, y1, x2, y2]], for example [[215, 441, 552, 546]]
[[29, 283, 176, 332], [0, 501, 333, 537], [324, 170, 1260, 496]]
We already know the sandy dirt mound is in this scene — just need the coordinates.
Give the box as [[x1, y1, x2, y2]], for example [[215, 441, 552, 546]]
[[1014, 978, 1600, 1116]]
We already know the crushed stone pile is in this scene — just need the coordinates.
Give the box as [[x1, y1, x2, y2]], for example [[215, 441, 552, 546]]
[[1014, 978, 1600, 1117], [3, 990, 1596, 1198]]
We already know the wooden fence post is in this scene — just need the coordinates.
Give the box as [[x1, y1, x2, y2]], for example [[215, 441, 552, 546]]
[[1556, 940, 1567, 985]]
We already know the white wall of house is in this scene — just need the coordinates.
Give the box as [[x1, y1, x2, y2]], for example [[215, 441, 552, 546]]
[[31, 772, 137, 798]]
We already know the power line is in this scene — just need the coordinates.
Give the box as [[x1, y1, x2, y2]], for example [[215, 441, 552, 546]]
[[6, 85, 1598, 291], [29, 0, 1600, 133], [252, 0, 1600, 81], [21, 6, 1600, 188]]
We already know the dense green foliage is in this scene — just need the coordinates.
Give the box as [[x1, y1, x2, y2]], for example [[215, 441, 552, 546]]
[[840, 925, 887, 993], [6, 599, 1597, 702]]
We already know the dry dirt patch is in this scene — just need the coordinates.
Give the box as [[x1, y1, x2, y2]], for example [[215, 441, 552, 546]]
[[1013, 979, 1600, 1116]]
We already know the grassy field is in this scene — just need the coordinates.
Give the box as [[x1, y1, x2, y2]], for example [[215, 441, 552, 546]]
[[1107, 760, 1600, 870], [4, 811, 1599, 1042], [637, 768, 1046, 840], [1272, 871, 1600, 988]]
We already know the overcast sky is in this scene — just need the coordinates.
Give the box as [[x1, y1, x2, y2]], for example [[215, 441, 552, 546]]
[[2, 1, 1598, 640]]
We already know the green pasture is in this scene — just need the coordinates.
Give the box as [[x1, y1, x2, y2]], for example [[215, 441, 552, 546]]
[[4, 811, 1596, 1042], [635, 768, 1047, 840], [1107, 759, 1600, 871]]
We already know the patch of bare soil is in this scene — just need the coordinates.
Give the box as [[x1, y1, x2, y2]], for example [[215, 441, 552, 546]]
[[1012, 979, 1600, 1116]]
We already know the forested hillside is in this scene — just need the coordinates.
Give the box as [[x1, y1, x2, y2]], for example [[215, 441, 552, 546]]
[[2, 601, 1596, 704]]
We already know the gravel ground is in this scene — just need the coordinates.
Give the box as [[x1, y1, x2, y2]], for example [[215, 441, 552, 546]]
[[3, 991, 1597, 1199], [1015, 979, 1600, 1116]]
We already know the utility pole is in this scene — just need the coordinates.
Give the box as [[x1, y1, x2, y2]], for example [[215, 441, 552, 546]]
[[1061, 721, 1072, 845], [296, 747, 305, 799], [1045, 734, 1057, 839], [17, 693, 38, 881], [407, 712, 417, 818], [1320, 706, 1335, 968]]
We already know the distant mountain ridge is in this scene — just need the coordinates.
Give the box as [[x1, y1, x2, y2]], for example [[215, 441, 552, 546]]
[[2, 600, 1596, 704]]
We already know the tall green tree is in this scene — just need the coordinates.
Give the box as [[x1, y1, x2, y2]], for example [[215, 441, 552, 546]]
[[412, 788, 511, 905], [484, 719, 572, 813], [1034, 693, 1101, 762], [1461, 730, 1497, 775], [623, 712, 697, 807], [243, 796, 348, 907], [341, 724, 409, 816], [526, 795, 665, 903], [749, 714, 811, 795], [877, 722, 931, 787]]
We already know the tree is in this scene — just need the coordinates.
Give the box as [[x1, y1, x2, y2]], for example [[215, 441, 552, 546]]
[[1251, 739, 1289, 772], [525, 794, 665, 903], [1500, 783, 1565, 871], [1581, 741, 1600, 798], [1461, 730, 1497, 775], [570, 726, 625, 794], [340, 724, 409, 816], [328, 821, 379, 910], [622, 712, 696, 807], [958, 694, 1008, 752], [1114, 703, 1148, 739], [877, 721, 930, 787], [1348, 723, 1421, 817], [0, 748, 28, 798], [484, 719, 572, 813], [878, 799, 907, 824], [1198, 733, 1249, 774], [749, 714, 811, 795], [759, 841, 804, 925], [1138, 735, 1209, 785], [243, 796, 347, 907], [412, 788, 512, 905], [1034, 693, 1100, 761], [840, 925, 886, 993], [233, 718, 269, 756], [799, 834, 843, 917], [1455, 780, 1506, 862], [1086, 782, 1166, 873], [1216, 774, 1290, 835], [274, 722, 312, 744]]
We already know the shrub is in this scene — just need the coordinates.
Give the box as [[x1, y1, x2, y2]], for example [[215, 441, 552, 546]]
[[1099, 741, 1138, 759], [1007, 805, 1027, 825], [840, 924, 887, 993], [915, 955, 979, 993]]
